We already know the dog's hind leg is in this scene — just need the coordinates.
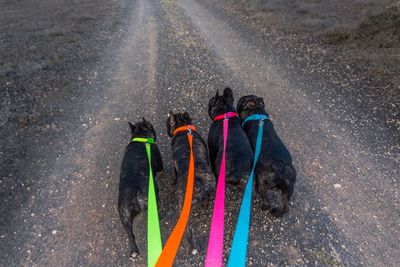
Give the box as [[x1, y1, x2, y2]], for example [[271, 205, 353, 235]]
[[119, 201, 140, 260], [184, 207, 207, 254], [178, 187, 206, 254]]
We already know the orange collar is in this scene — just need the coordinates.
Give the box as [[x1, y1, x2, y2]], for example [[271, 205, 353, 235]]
[[173, 125, 197, 136]]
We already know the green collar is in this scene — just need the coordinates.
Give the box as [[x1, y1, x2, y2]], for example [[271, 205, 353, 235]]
[[131, 137, 155, 144]]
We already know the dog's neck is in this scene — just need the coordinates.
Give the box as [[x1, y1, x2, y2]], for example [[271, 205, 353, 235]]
[[131, 134, 155, 142], [170, 121, 193, 137], [173, 121, 191, 130], [174, 121, 192, 129]]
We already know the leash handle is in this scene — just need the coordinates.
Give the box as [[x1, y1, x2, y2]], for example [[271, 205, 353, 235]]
[[205, 118, 229, 267], [155, 131, 195, 266], [145, 143, 162, 267], [227, 118, 265, 266]]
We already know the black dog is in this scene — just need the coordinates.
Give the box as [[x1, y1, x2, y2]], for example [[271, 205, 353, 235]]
[[207, 87, 253, 188], [166, 111, 215, 252], [118, 118, 163, 260], [237, 95, 296, 217]]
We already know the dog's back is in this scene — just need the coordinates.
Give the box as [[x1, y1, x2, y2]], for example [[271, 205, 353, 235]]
[[258, 120, 294, 167], [119, 143, 150, 211], [256, 120, 296, 216], [172, 131, 215, 205], [208, 118, 253, 187]]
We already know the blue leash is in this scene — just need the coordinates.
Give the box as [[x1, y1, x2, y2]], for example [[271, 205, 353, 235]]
[[227, 114, 269, 267]]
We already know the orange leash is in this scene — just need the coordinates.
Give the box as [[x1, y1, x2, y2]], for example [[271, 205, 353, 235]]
[[155, 126, 195, 266]]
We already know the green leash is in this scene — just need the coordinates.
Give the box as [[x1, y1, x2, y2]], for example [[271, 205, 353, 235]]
[[132, 137, 162, 267]]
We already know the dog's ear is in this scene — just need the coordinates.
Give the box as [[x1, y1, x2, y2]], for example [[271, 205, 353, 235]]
[[128, 122, 136, 132], [166, 112, 175, 137], [223, 87, 234, 100], [257, 97, 265, 108], [182, 112, 191, 121], [168, 111, 176, 126], [142, 117, 154, 129], [215, 90, 220, 99]]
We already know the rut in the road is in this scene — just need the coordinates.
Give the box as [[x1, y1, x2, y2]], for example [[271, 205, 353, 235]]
[[178, 0, 399, 265], [21, 0, 162, 265]]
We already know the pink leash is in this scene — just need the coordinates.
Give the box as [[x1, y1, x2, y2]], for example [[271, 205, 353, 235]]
[[205, 112, 237, 267]]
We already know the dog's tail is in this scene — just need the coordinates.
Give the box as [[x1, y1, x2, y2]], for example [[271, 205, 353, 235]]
[[270, 161, 293, 217]]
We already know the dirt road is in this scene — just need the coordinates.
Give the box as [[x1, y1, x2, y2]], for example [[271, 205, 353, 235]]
[[1, 0, 399, 266]]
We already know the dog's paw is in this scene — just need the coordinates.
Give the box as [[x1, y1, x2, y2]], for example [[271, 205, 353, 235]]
[[183, 232, 207, 255], [197, 239, 207, 254], [192, 234, 208, 254], [129, 244, 140, 261], [129, 251, 139, 261], [181, 235, 192, 252]]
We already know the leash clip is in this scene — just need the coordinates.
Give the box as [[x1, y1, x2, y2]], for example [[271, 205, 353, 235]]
[[259, 118, 265, 126], [187, 127, 192, 135], [224, 113, 228, 121]]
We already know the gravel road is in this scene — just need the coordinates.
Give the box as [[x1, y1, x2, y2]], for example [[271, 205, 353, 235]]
[[1, 0, 399, 266]]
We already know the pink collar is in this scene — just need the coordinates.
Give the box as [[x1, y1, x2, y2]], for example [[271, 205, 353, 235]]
[[213, 112, 237, 122]]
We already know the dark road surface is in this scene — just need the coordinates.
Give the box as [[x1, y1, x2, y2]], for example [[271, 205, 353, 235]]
[[1, 0, 399, 266]]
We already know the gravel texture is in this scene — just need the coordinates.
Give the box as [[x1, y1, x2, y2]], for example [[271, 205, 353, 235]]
[[1, 0, 399, 266]]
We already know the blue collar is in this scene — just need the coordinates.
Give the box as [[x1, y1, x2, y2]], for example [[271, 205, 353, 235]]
[[242, 114, 269, 126]]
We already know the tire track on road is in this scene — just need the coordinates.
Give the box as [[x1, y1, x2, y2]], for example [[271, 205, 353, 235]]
[[178, 0, 399, 265], [21, 0, 162, 265], [156, 1, 350, 265]]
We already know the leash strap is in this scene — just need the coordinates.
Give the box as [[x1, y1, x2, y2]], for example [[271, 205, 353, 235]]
[[131, 137, 162, 267], [205, 112, 236, 267], [227, 114, 268, 267], [155, 127, 195, 266]]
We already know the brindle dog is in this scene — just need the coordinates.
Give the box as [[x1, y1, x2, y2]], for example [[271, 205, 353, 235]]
[[207, 87, 253, 189], [166, 111, 215, 253], [118, 118, 163, 260], [237, 95, 296, 217]]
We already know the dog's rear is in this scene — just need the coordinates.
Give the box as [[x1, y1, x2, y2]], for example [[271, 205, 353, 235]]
[[258, 160, 296, 217]]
